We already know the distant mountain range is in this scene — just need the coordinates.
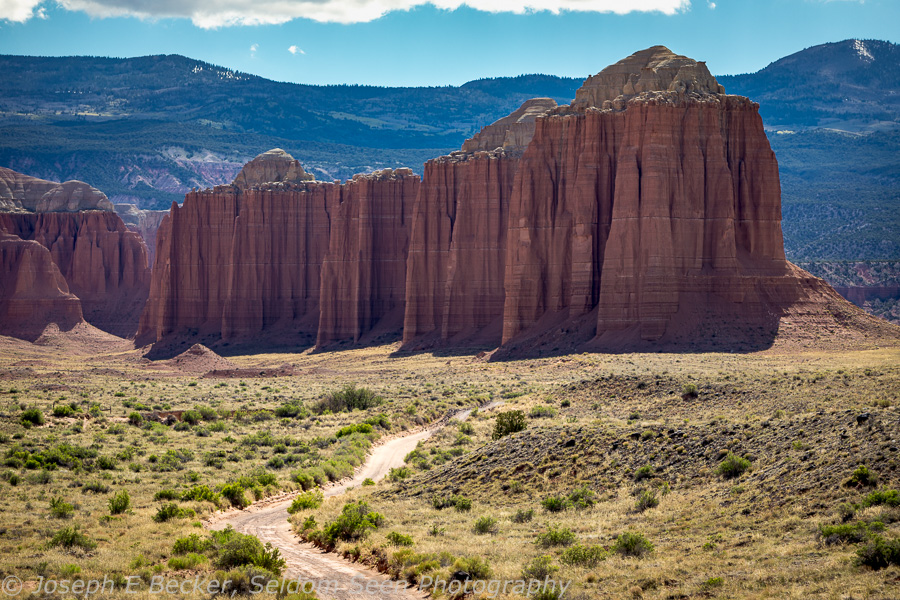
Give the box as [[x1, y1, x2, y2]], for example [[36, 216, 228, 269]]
[[0, 39, 897, 263]]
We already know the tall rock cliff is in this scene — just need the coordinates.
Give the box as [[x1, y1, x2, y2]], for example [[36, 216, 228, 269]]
[[402, 98, 556, 347], [0, 231, 83, 340], [0, 167, 150, 339], [0, 211, 151, 338], [318, 169, 417, 346], [115, 204, 169, 265], [499, 46, 852, 352], [139, 150, 419, 349]]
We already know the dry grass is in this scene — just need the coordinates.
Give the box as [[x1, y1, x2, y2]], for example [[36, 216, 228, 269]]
[[0, 333, 898, 598]]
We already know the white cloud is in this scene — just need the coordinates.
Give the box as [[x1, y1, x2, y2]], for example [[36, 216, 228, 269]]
[[707, 1, 714, 8], [250, 43, 259, 56], [288, 45, 305, 54], [5, 0, 692, 27], [0, 0, 44, 22]]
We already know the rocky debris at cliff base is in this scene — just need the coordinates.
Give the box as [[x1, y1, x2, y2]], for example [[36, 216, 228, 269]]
[[155, 344, 238, 374]]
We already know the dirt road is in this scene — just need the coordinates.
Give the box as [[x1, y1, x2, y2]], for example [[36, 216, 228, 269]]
[[209, 427, 440, 599]]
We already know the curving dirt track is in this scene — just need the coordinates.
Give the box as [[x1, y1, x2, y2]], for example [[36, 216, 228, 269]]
[[209, 428, 437, 600]]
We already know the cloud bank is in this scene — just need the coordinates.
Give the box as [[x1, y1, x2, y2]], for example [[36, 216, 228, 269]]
[[2, 0, 691, 26]]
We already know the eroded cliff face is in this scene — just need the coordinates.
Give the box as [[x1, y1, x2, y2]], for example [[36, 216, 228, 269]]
[[139, 157, 420, 349], [501, 93, 787, 346], [115, 204, 169, 265], [0, 231, 83, 340], [318, 169, 417, 346], [0, 211, 151, 338]]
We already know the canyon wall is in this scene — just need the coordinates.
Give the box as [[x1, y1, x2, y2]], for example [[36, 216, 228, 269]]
[[139, 150, 420, 349], [0, 168, 150, 339]]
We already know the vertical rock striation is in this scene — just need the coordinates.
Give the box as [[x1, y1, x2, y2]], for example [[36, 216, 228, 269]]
[[139, 150, 420, 349], [0, 167, 150, 339], [402, 98, 557, 347]]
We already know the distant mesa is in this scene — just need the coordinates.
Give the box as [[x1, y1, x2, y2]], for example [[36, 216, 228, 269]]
[[231, 148, 315, 190], [0, 166, 114, 213]]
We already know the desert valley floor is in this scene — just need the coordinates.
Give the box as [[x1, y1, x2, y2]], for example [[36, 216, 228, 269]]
[[0, 324, 897, 600]]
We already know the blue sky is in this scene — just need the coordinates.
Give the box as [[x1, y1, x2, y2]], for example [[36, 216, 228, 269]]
[[1, 0, 897, 86]]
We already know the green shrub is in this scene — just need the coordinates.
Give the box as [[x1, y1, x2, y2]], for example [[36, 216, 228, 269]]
[[195, 406, 217, 421], [168, 552, 207, 570], [128, 412, 143, 426], [49, 496, 74, 518], [181, 485, 221, 505], [473, 516, 498, 535], [568, 486, 596, 509], [321, 501, 384, 545], [541, 496, 569, 512], [96, 456, 116, 470], [635, 490, 659, 513], [845, 465, 877, 488], [560, 544, 607, 566], [386, 531, 414, 547], [613, 532, 654, 557], [861, 489, 899, 508], [182, 410, 202, 425], [387, 466, 412, 481], [108, 490, 131, 515], [153, 503, 194, 523], [633, 464, 654, 481], [492, 410, 527, 440], [529, 405, 557, 419], [453, 555, 492, 579], [314, 385, 383, 414], [701, 577, 724, 590], [287, 490, 324, 514], [818, 521, 884, 545], [173, 533, 210, 555], [521, 555, 558, 581], [210, 528, 286, 575], [458, 421, 474, 435], [21, 407, 44, 426], [336, 423, 374, 438], [717, 453, 751, 479], [856, 534, 900, 569], [535, 525, 576, 548], [154, 489, 180, 501], [681, 383, 699, 398], [83, 481, 110, 494], [512, 509, 534, 523], [221, 483, 249, 508], [48, 525, 96, 550], [362, 478, 375, 486], [53, 404, 76, 418]]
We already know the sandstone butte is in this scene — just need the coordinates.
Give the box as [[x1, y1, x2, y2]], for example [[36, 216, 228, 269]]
[[137, 149, 418, 349], [0, 166, 151, 339], [405, 45, 895, 353]]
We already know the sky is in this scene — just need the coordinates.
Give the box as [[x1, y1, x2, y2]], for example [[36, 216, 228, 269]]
[[0, 0, 898, 86]]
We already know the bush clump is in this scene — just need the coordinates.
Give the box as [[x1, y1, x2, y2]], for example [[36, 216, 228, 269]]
[[431, 494, 472, 512], [49, 496, 74, 519], [473, 516, 499, 535], [861, 489, 899, 508], [108, 490, 131, 515], [492, 410, 527, 440], [313, 385, 383, 414], [856, 534, 900, 570], [612, 532, 654, 557], [560, 544, 608, 567], [716, 453, 751, 479], [318, 501, 384, 545], [635, 490, 659, 513], [818, 521, 884, 545], [535, 525, 576, 548], [845, 465, 877, 488], [48, 525, 96, 550], [153, 503, 195, 523], [21, 407, 44, 426], [287, 490, 324, 514], [521, 555, 558, 581], [386, 531, 414, 547]]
